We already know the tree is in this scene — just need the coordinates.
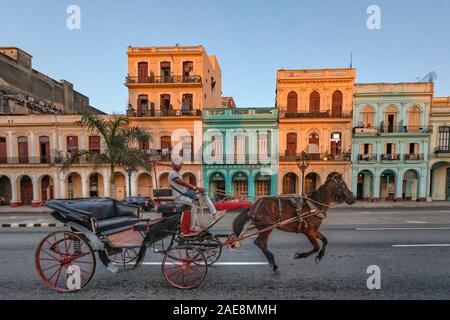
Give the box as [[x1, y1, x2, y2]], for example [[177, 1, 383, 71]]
[[62, 112, 152, 198]]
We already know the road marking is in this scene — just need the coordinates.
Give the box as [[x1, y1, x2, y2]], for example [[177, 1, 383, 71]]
[[356, 227, 450, 231], [406, 220, 429, 224], [392, 244, 450, 248], [140, 262, 268, 266]]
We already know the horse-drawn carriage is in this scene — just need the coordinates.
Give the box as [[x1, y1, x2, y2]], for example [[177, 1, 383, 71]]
[[35, 173, 356, 292]]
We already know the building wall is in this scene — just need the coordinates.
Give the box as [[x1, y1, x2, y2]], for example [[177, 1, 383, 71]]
[[276, 68, 355, 194], [351, 82, 434, 201]]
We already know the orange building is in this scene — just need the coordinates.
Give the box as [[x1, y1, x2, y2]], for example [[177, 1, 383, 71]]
[[276, 68, 355, 195]]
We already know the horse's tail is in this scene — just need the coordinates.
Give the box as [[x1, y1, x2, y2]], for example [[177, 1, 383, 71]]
[[232, 207, 251, 237]]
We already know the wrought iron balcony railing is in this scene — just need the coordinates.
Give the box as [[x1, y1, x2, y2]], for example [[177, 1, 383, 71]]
[[404, 153, 425, 161], [358, 154, 378, 162], [381, 154, 401, 161], [127, 108, 202, 117], [280, 110, 352, 119], [353, 126, 433, 134], [125, 75, 202, 85], [279, 153, 351, 162]]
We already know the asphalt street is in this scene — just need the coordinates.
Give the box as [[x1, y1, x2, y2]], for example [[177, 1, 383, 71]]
[[1, 207, 450, 299]]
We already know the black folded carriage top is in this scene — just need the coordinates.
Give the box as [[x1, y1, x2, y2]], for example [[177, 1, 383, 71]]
[[45, 198, 147, 232]]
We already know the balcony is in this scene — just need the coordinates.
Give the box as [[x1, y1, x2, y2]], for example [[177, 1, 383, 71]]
[[434, 147, 450, 154], [203, 108, 278, 121], [381, 154, 401, 161], [0, 156, 62, 165], [279, 153, 351, 162], [353, 126, 432, 134], [127, 108, 202, 118], [404, 153, 425, 161], [358, 154, 378, 162], [125, 75, 202, 85], [280, 109, 352, 119]]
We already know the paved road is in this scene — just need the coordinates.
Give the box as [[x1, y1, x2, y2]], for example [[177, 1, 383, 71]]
[[0, 208, 450, 299]]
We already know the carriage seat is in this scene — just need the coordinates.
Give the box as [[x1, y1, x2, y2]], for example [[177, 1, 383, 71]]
[[46, 198, 146, 232], [157, 203, 190, 216]]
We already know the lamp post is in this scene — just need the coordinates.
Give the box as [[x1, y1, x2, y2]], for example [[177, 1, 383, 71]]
[[296, 151, 310, 196], [126, 167, 133, 197]]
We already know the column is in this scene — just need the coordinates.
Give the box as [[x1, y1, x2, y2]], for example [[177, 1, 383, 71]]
[[395, 170, 403, 202], [29, 131, 35, 158], [9, 175, 19, 207], [31, 174, 41, 207], [81, 171, 88, 198], [103, 170, 110, 198], [248, 171, 255, 202], [52, 131, 58, 158], [372, 173, 381, 201], [130, 172, 138, 196], [418, 168, 427, 202], [270, 173, 278, 196], [7, 131, 13, 159], [59, 171, 66, 199], [225, 172, 232, 195]]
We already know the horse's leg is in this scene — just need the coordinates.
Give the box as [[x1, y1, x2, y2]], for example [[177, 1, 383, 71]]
[[254, 230, 278, 273], [314, 230, 328, 264], [294, 230, 320, 260]]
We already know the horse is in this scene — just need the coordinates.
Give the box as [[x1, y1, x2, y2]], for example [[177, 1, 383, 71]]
[[232, 173, 356, 272]]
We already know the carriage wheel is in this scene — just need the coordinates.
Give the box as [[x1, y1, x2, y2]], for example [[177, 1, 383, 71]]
[[200, 236, 222, 266], [161, 245, 207, 289], [35, 231, 96, 293], [107, 248, 139, 265]]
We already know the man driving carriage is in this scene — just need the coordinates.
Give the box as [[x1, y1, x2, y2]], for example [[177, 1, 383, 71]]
[[156, 159, 225, 233]]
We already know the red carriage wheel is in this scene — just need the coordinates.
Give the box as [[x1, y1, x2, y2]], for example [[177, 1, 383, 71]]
[[107, 248, 138, 265], [35, 231, 96, 292], [161, 245, 207, 289]]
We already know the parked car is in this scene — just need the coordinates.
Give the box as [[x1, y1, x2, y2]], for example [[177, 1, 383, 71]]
[[213, 196, 252, 211], [122, 196, 154, 212]]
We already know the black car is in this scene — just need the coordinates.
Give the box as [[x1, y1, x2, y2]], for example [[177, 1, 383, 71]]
[[122, 196, 154, 212]]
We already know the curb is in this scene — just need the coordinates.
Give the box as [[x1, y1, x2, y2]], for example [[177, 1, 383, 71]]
[[0, 223, 64, 228]]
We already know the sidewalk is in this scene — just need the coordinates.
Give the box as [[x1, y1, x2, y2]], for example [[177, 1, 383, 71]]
[[2, 200, 450, 214]]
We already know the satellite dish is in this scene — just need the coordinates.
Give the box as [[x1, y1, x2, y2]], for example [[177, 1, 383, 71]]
[[418, 71, 437, 83]]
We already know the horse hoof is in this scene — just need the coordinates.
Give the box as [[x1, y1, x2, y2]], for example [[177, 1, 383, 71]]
[[315, 256, 321, 264], [294, 253, 300, 259], [273, 265, 279, 273]]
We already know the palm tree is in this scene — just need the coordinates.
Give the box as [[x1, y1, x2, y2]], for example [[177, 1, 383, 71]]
[[62, 112, 152, 199]]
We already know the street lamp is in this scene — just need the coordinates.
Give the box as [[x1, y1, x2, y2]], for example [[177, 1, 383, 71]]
[[296, 151, 310, 196], [126, 167, 133, 197]]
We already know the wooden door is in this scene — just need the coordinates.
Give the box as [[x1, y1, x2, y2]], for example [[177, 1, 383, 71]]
[[138, 62, 148, 82], [286, 133, 297, 156]]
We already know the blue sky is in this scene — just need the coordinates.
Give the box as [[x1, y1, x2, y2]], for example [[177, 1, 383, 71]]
[[1, 0, 449, 113]]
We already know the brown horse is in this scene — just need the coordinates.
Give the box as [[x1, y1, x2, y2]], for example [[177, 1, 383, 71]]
[[232, 173, 356, 272]]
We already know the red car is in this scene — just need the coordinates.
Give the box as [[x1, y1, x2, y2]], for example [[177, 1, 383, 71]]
[[213, 196, 252, 211]]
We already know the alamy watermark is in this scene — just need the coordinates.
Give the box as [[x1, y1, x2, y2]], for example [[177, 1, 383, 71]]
[[366, 265, 381, 290], [66, 5, 81, 30], [367, 5, 381, 30]]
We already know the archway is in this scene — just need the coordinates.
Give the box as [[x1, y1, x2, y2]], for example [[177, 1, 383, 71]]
[[114, 172, 126, 200], [357, 170, 373, 200], [88, 173, 104, 198], [361, 106, 375, 128], [331, 90, 343, 117], [403, 170, 419, 201], [182, 172, 197, 185], [305, 172, 320, 196], [40, 175, 54, 202], [67, 173, 82, 198], [282, 173, 297, 195], [159, 172, 170, 188], [380, 170, 396, 201], [208, 172, 225, 201], [232, 172, 248, 198], [19, 175, 33, 205], [255, 173, 271, 198], [0, 176, 12, 205], [136, 173, 153, 197], [431, 162, 450, 200]]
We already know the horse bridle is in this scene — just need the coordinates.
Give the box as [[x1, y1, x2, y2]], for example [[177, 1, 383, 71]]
[[329, 174, 350, 200]]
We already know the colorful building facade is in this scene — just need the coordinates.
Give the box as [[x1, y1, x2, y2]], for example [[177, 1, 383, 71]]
[[276, 68, 355, 195], [429, 96, 450, 200], [351, 83, 433, 202], [202, 108, 278, 201]]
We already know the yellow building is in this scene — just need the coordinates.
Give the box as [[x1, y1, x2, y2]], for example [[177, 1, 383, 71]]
[[276, 68, 355, 194], [0, 45, 224, 207], [430, 96, 450, 200]]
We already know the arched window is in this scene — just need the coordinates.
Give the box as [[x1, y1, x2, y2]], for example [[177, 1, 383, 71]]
[[361, 106, 374, 128], [39, 136, 50, 163], [89, 136, 101, 153], [307, 132, 320, 159], [330, 132, 342, 157], [309, 91, 320, 113], [17, 136, 28, 164], [0, 137, 6, 163], [160, 94, 171, 115], [286, 133, 297, 157], [182, 94, 193, 113], [137, 62, 148, 82], [183, 61, 194, 80], [287, 91, 298, 114], [160, 61, 171, 82], [408, 106, 421, 132], [385, 106, 397, 133], [331, 90, 343, 117], [137, 94, 148, 117], [438, 126, 450, 152]]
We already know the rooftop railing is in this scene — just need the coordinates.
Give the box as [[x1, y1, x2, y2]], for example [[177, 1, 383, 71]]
[[125, 75, 202, 85]]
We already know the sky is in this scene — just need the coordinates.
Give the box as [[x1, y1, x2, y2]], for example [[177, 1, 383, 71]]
[[1, 0, 450, 113]]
